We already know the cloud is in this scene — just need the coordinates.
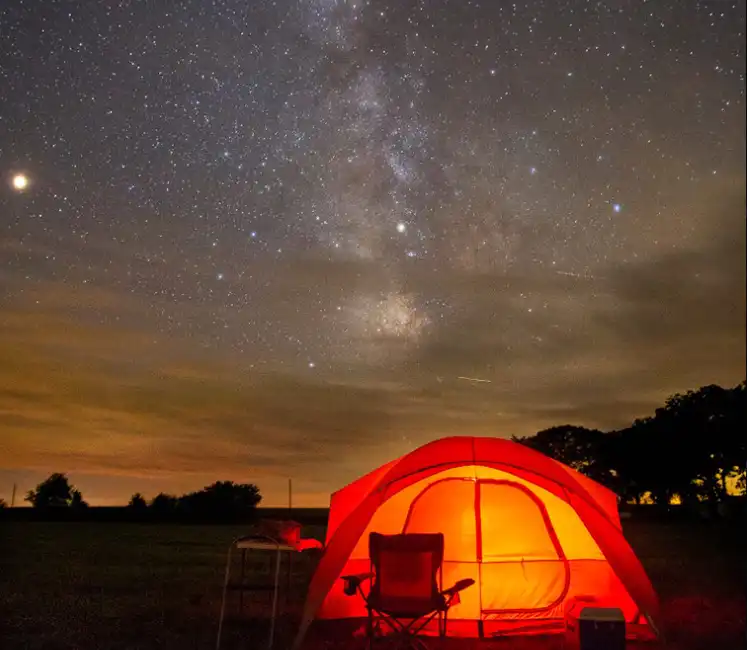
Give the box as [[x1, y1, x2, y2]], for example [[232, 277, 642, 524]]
[[595, 185, 745, 377], [412, 183, 746, 429], [0, 290, 412, 502], [1, 183, 743, 505]]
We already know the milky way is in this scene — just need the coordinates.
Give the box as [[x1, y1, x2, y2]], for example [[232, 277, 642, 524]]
[[0, 0, 744, 504]]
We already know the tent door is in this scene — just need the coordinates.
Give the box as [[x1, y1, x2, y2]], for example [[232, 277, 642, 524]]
[[477, 480, 570, 617], [401, 477, 478, 562]]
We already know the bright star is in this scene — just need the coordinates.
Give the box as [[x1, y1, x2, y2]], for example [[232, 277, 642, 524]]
[[612, 203, 622, 213], [12, 173, 29, 191], [396, 222, 406, 233]]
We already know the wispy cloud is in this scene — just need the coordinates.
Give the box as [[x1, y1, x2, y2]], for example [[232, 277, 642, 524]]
[[1, 186, 743, 505]]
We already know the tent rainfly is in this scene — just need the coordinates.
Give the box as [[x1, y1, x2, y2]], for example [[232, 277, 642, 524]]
[[293, 436, 660, 647]]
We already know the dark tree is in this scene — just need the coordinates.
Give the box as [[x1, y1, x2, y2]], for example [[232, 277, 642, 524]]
[[610, 418, 691, 505], [704, 382, 746, 496], [70, 489, 89, 509], [512, 381, 746, 507], [25, 473, 84, 509], [599, 424, 657, 504], [647, 383, 746, 502], [179, 481, 262, 520], [149, 492, 179, 515], [128, 493, 148, 510], [0, 498, 7, 509], [513, 425, 612, 486]]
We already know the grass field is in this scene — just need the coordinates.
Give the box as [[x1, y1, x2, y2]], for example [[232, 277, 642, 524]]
[[1, 518, 744, 649]]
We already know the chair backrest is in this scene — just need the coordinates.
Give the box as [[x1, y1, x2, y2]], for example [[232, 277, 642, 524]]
[[369, 532, 444, 604]]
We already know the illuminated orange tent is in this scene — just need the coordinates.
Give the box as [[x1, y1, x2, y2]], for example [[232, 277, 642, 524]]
[[293, 436, 660, 646]]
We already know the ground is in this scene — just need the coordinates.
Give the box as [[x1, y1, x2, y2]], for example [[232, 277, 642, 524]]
[[0, 518, 743, 649]]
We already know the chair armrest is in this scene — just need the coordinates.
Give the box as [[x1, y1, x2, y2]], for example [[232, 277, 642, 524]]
[[341, 572, 374, 596], [441, 578, 475, 598]]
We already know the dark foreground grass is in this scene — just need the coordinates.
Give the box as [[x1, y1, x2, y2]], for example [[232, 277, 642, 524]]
[[0, 518, 744, 650]]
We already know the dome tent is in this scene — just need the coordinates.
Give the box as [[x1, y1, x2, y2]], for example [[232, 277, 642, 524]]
[[293, 436, 660, 647]]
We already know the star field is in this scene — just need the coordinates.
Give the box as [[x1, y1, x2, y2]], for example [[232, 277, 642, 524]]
[[1, 0, 744, 505]]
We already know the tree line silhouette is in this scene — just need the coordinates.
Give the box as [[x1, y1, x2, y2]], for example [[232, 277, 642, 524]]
[[4, 380, 743, 518], [127, 481, 262, 520], [10, 475, 262, 522], [513, 381, 745, 507]]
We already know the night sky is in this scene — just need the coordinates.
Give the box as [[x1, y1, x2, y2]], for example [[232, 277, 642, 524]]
[[1, 1, 744, 506]]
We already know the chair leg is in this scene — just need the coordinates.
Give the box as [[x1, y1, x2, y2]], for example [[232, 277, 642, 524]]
[[412, 638, 430, 650], [399, 633, 430, 650]]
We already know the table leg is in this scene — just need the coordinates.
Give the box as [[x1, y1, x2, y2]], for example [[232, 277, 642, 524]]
[[268, 548, 282, 649], [239, 548, 247, 613], [287, 551, 293, 607], [216, 544, 233, 650]]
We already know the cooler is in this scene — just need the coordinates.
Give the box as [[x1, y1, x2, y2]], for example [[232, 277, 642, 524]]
[[565, 603, 626, 650]]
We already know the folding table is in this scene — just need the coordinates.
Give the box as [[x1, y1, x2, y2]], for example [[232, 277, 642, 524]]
[[216, 535, 298, 650]]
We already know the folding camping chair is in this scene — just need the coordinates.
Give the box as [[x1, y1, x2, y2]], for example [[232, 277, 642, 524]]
[[341, 532, 475, 649]]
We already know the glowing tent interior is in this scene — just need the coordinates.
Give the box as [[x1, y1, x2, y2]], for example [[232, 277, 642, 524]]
[[293, 436, 660, 647]]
